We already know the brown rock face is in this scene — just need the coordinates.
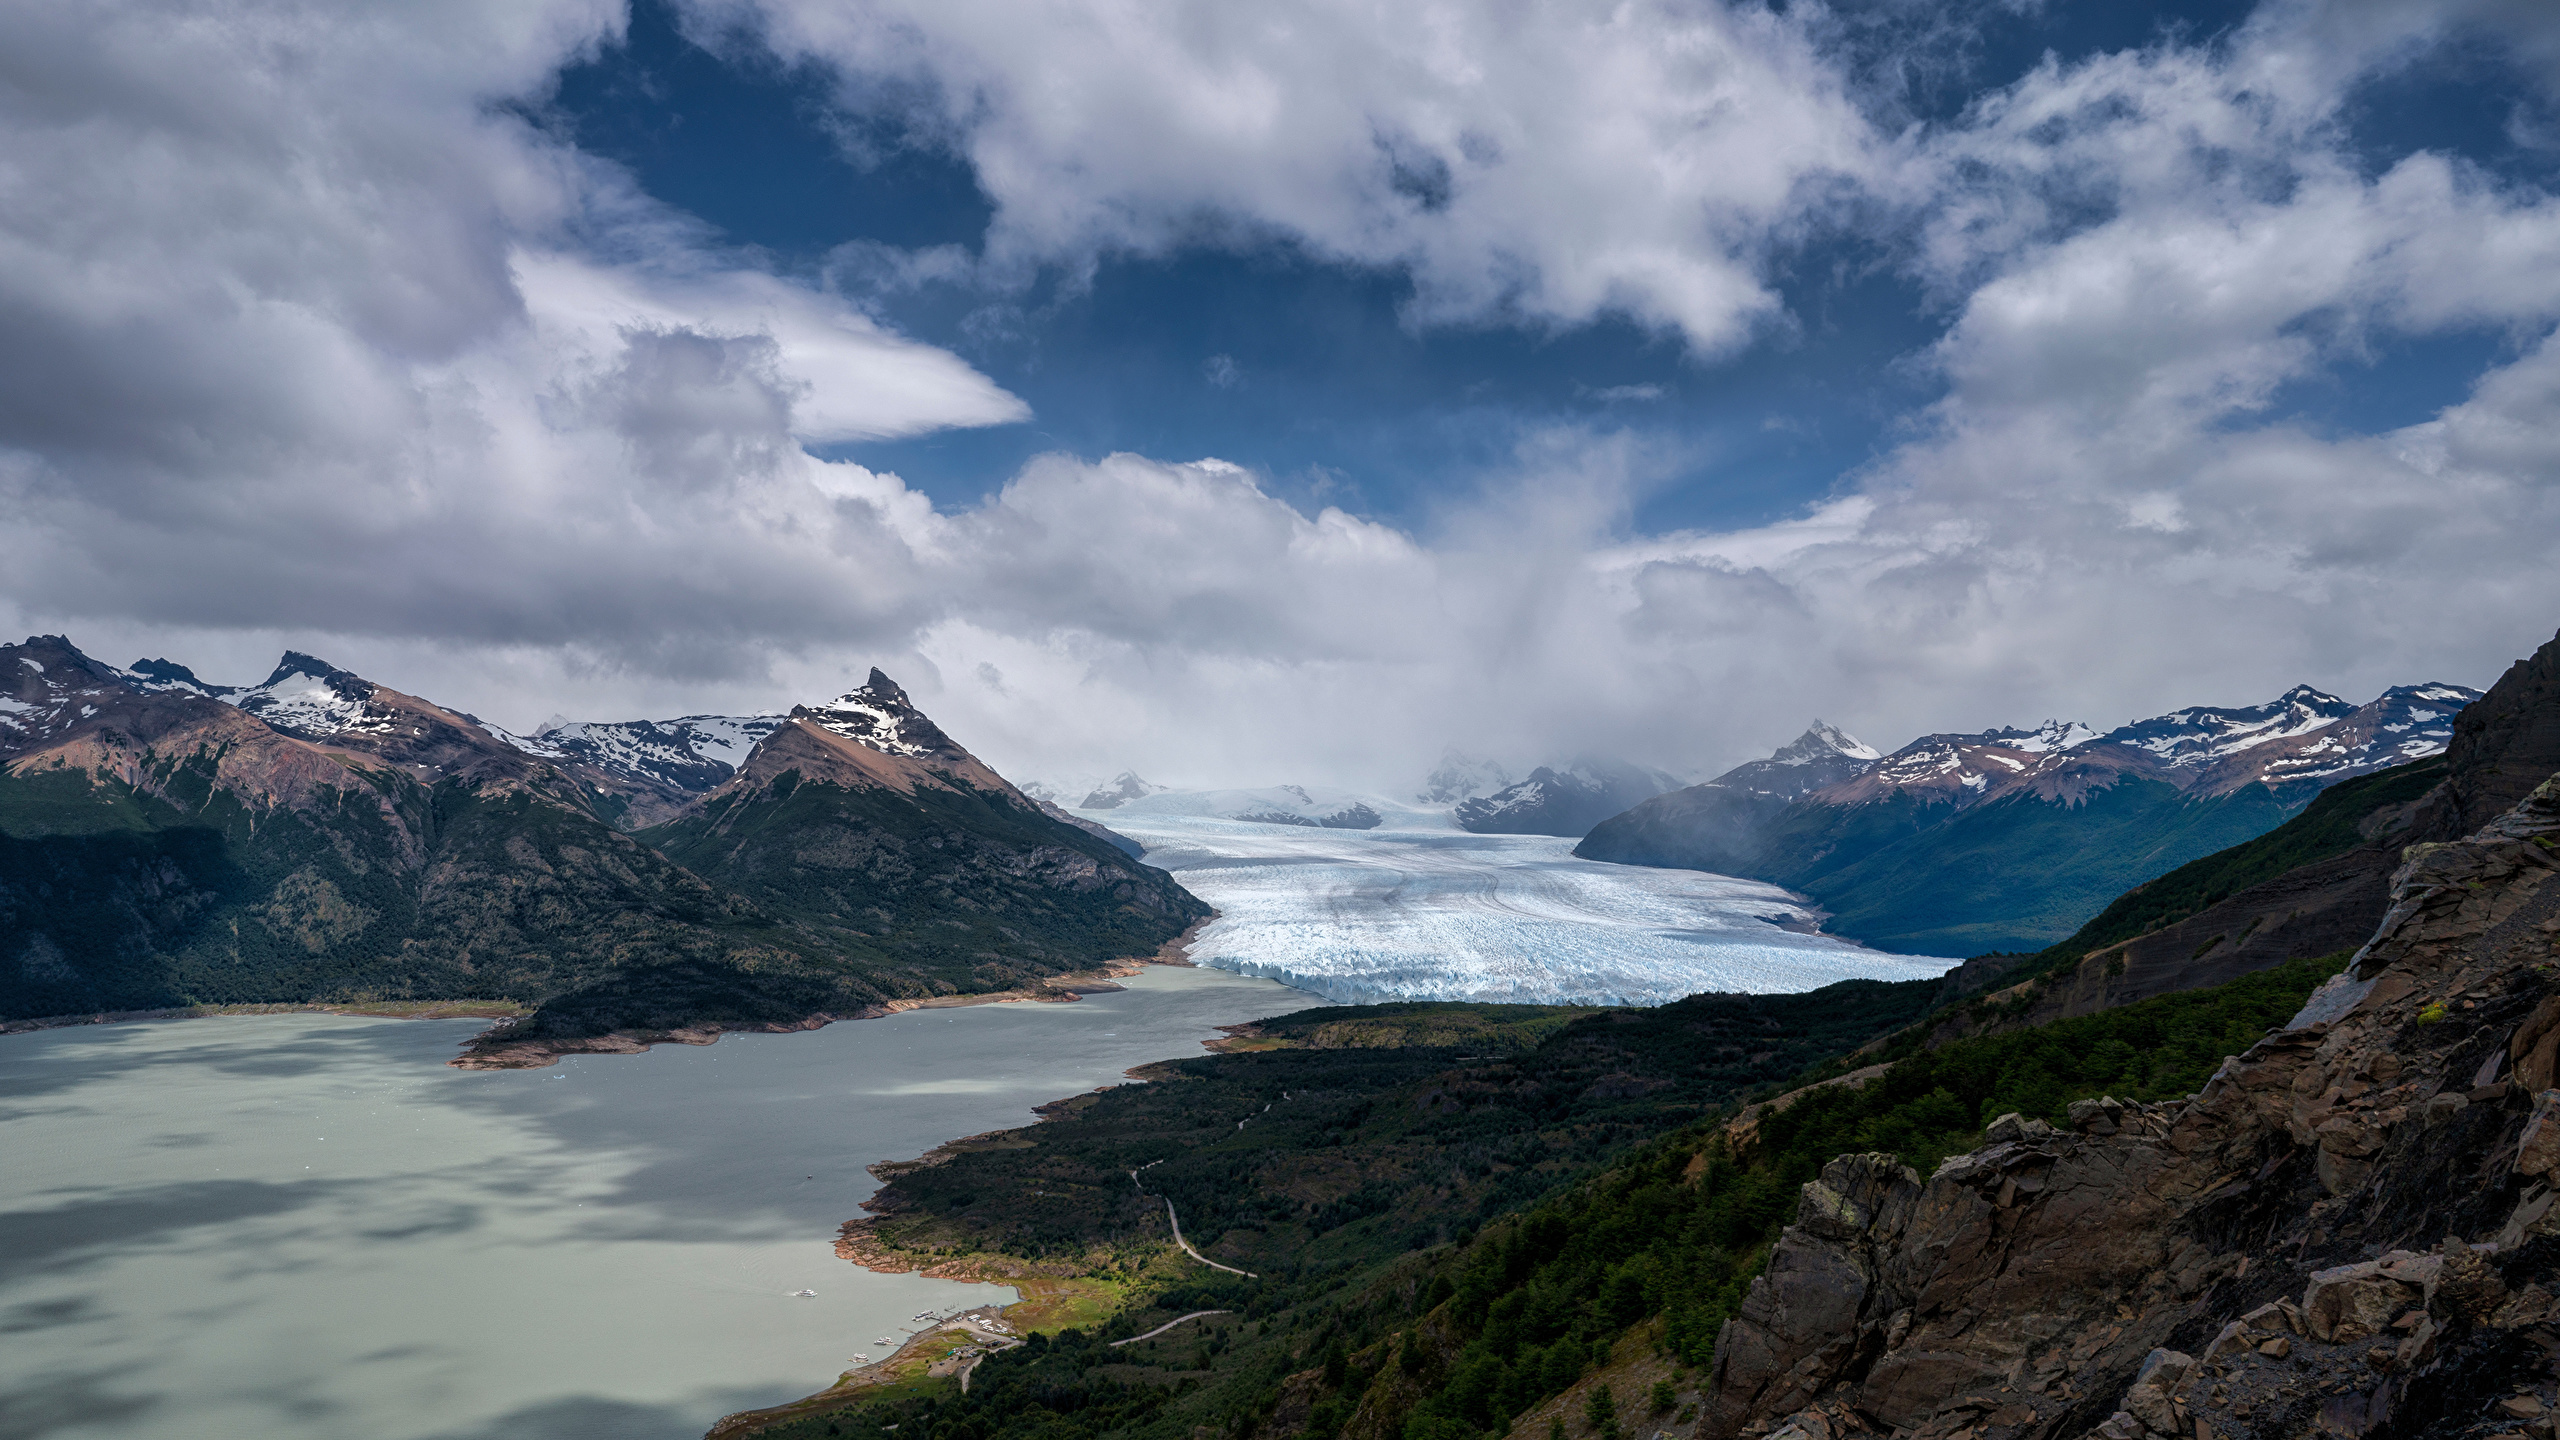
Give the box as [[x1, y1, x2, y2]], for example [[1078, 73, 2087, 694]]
[[1702, 774, 2560, 1440]]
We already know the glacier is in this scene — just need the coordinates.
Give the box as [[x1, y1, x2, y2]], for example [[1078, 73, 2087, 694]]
[[1080, 798, 1957, 1007]]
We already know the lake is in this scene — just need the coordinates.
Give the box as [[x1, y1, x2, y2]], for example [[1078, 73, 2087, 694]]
[[0, 965, 1314, 1440]]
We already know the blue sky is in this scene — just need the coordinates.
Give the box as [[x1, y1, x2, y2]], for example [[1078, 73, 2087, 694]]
[[5, 0, 2560, 787], [529, 0, 2541, 537]]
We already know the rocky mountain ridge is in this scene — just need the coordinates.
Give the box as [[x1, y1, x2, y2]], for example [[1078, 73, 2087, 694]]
[[1578, 678, 2483, 956], [0, 636, 1205, 1049], [1701, 770, 2560, 1440]]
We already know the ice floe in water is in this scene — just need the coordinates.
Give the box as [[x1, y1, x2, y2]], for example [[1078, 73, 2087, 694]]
[[1080, 801, 1958, 1006]]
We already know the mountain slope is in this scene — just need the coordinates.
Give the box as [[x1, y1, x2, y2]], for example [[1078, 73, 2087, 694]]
[[1943, 622, 2560, 1031], [0, 636, 794, 1021], [641, 671, 1208, 1004], [1455, 758, 1679, 837], [1579, 681, 2479, 956], [1569, 723, 1879, 874], [503, 711, 786, 828], [2, 641, 1208, 1051]]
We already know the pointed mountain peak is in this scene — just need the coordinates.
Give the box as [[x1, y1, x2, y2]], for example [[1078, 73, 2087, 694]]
[[261, 650, 360, 688], [796, 670, 961, 761], [1776, 720, 1882, 763], [226, 652, 378, 738]]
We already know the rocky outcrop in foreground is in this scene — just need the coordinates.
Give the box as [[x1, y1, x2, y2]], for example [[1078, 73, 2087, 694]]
[[1706, 776, 2560, 1440]]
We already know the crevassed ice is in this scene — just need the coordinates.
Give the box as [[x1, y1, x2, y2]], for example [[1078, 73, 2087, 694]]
[[1087, 804, 1956, 1007]]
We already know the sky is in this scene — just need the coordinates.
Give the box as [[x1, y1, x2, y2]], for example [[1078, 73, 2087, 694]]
[[4, 0, 2560, 794]]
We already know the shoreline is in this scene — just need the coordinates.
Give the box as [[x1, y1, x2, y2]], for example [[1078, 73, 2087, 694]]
[[448, 914, 1219, 1071], [0, 998, 526, 1039]]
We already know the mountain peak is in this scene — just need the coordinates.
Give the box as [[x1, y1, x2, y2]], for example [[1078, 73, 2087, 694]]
[[1776, 720, 1881, 764], [261, 651, 358, 688], [796, 671, 961, 761], [1081, 771, 1167, 810], [226, 652, 378, 739], [125, 657, 222, 694]]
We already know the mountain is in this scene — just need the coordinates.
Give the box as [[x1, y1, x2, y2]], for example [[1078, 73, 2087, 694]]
[[1415, 749, 1513, 805], [0, 640, 1206, 1051], [633, 671, 1206, 1032], [0, 636, 783, 1025], [1949, 630, 2560, 1031], [1077, 771, 1168, 810], [502, 712, 786, 827], [1578, 681, 2481, 955], [1562, 722, 1880, 873], [1089, 783, 1391, 830], [1452, 757, 1679, 837]]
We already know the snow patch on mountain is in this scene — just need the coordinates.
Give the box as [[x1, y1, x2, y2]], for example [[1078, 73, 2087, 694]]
[[1079, 772, 1170, 810], [221, 654, 390, 740], [2098, 683, 2357, 768], [1775, 721, 1880, 765], [506, 713, 787, 786]]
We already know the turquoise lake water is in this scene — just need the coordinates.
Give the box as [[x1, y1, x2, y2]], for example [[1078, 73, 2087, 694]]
[[0, 965, 1313, 1440]]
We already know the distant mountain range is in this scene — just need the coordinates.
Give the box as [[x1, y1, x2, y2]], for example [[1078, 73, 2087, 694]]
[[0, 638, 1205, 1051], [1576, 680, 2480, 955], [1451, 757, 1682, 838]]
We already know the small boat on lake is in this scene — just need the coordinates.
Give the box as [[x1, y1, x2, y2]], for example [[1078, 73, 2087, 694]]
[[792, 1289, 816, 1298]]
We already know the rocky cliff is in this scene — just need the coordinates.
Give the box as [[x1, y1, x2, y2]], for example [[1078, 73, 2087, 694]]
[[1701, 774, 2560, 1440]]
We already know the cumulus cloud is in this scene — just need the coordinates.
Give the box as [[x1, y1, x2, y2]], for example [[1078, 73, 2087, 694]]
[[0, 0, 1023, 678], [7, 0, 2560, 797], [710, 0, 1884, 354]]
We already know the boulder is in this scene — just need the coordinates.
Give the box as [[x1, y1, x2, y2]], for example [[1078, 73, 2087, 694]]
[[2302, 1261, 2422, 1344], [2121, 1348, 2194, 1435]]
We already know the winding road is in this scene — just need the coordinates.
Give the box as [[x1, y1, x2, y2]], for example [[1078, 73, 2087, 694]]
[[1130, 1166, 1258, 1278], [1109, 1310, 1231, 1347]]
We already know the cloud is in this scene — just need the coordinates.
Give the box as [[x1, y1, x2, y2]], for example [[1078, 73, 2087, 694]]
[[7, 0, 2560, 798], [0, 0, 1024, 680], [709, 0, 1886, 354], [1585, 384, 1668, 404]]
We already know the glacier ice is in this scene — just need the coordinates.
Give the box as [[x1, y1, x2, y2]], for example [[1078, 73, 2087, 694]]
[[1083, 802, 1957, 1007]]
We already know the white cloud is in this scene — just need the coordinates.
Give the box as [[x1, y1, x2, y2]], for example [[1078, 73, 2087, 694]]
[[7, 0, 2560, 800], [516, 252, 1029, 442], [709, 0, 1885, 354]]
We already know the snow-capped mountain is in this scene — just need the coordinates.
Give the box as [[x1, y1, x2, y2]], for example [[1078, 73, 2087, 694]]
[[1088, 784, 1393, 830], [1, 637, 146, 753], [1078, 771, 1170, 810], [1415, 750, 1514, 805], [2180, 682, 2478, 794], [2097, 683, 2357, 772], [501, 713, 787, 797], [0, 635, 1207, 1032], [1578, 679, 2484, 958], [220, 652, 391, 740], [795, 672, 968, 761], [1706, 721, 1882, 800], [1453, 758, 1679, 837]]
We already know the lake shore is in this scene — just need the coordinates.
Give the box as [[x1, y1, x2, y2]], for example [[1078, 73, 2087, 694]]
[[448, 915, 1217, 1071], [0, 997, 526, 1038]]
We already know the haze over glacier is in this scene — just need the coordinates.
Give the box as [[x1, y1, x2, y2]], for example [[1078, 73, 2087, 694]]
[[1080, 796, 1955, 1006]]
